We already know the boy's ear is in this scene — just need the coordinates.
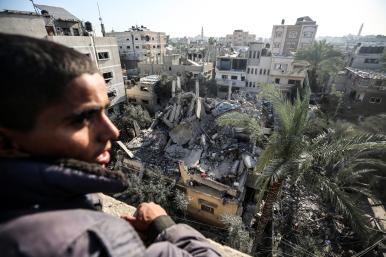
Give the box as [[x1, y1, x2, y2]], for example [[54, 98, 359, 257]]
[[0, 128, 29, 158]]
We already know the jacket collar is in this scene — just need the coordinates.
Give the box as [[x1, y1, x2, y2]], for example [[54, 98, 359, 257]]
[[0, 158, 127, 210]]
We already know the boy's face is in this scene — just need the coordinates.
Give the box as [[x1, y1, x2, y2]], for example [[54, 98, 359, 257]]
[[5, 73, 119, 165]]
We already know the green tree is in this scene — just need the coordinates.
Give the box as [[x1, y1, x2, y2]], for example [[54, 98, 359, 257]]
[[296, 40, 344, 93], [221, 214, 253, 254]]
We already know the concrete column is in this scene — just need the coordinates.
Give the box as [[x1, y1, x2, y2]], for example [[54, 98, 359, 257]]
[[172, 80, 176, 97], [195, 79, 199, 97]]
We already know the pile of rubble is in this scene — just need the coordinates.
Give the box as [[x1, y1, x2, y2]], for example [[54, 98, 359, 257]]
[[121, 90, 265, 189]]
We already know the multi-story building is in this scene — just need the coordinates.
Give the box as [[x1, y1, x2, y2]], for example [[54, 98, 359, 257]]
[[0, 6, 126, 116], [225, 30, 256, 47], [106, 26, 167, 74], [340, 67, 386, 115], [348, 44, 385, 70], [271, 16, 318, 56], [215, 55, 248, 97], [126, 75, 161, 112]]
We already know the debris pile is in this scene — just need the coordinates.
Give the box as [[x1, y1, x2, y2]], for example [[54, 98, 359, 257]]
[[122, 91, 265, 191]]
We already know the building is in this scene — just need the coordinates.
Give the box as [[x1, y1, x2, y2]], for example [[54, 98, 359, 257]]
[[126, 75, 161, 112], [271, 16, 318, 56], [215, 55, 248, 97], [106, 26, 167, 74], [337, 68, 386, 115], [348, 44, 385, 70], [0, 6, 126, 116], [215, 43, 309, 98], [138, 55, 213, 81], [225, 30, 256, 47]]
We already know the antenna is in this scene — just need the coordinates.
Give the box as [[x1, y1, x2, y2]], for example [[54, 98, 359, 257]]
[[30, 0, 39, 15], [97, 2, 105, 37], [357, 23, 364, 37]]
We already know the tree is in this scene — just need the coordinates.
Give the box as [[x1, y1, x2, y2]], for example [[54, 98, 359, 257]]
[[296, 40, 344, 93], [221, 214, 253, 254], [253, 83, 386, 247]]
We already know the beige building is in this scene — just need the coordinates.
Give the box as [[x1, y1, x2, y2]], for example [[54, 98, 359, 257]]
[[348, 44, 385, 70], [225, 30, 256, 47], [271, 16, 318, 56], [126, 75, 161, 112], [106, 27, 167, 72], [0, 6, 126, 116]]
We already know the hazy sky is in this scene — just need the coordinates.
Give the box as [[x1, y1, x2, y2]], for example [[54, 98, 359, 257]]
[[1, 0, 385, 38]]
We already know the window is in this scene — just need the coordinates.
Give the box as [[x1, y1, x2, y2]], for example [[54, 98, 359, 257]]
[[221, 75, 228, 79], [274, 63, 288, 71], [247, 68, 250, 74], [249, 82, 252, 87], [169, 66, 172, 71], [152, 37, 154, 40], [135, 37, 138, 40], [241, 76, 245, 81], [364, 59, 379, 64], [253, 51, 256, 58], [273, 42, 280, 48], [249, 51, 252, 58], [127, 45, 130, 49], [288, 31, 298, 38], [97, 52, 110, 60], [107, 91, 116, 98], [259, 69, 262, 75], [142, 99, 149, 104], [126, 38, 130, 41], [128, 98, 137, 103], [140, 86, 149, 92], [275, 31, 283, 38], [135, 46, 139, 49], [303, 31, 313, 38], [231, 75, 237, 80], [201, 204, 214, 214], [263, 69, 266, 75], [102, 72, 113, 83], [275, 78, 280, 84], [119, 46, 122, 49], [153, 45, 156, 48], [255, 68, 257, 74], [267, 69, 270, 75], [72, 28, 80, 36], [369, 97, 382, 104]]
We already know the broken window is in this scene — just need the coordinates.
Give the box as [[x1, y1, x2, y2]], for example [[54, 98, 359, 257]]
[[275, 78, 280, 84], [232, 59, 247, 70], [218, 58, 231, 70], [221, 75, 228, 79], [369, 97, 382, 104], [62, 27, 71, 36], [72, 28, 80, 36], [231, 75, 238, 80], [364, 58, 379, 64], [274, 63, 288, 71], [142, 99, 149, 104], [201, 204, 214, 214], [107, 91, 116, 98], [128, 98, 137, 103], [140, 86, 149, 92], [102, 72, 113, 83], [98, 52, 110, 60]]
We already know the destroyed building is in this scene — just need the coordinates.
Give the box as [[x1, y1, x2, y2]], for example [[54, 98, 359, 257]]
[[119, 86, 266, 226]]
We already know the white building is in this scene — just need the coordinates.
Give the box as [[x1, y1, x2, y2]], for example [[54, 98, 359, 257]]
[[106, 26, 167, 73], [225, 30, 256, 47], [271, 16, 318, 56], [348, 44, 385, 71]]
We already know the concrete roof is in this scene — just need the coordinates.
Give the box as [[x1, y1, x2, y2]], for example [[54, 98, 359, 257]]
[[35, 4, 80, 21], [346, 67, 386, 80]]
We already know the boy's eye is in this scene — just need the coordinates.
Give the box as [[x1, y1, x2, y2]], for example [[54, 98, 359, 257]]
[[71, 109, 98, 125]]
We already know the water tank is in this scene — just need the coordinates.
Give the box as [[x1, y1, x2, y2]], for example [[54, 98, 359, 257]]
[[281, 19, 285, 25], [84, 21, 93, 32]]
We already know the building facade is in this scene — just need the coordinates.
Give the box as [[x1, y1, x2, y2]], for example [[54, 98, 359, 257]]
[[271, 16, 318, 56], [348, 44, 385, 70], [126, 75, 161, 112], [225, 30, 256, 47], [106, 26, 167, 73]]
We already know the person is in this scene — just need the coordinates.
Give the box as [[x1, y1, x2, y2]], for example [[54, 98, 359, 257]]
[[0, 33, 221, 257]]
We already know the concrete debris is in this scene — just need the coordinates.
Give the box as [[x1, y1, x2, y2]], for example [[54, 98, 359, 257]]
[[123, 89, 267, 195]]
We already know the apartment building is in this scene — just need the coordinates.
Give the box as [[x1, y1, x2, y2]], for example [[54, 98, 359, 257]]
[[348, 44, 385, 70], [0, 6, 126, 116], [271, 16, 318, 56], [126, 75, 161, 112], [225, 29, 256, 47], [106, 26, 167, 73]]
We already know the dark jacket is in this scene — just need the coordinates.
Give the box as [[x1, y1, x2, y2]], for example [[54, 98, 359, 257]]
[[0, 158, 221, 257]]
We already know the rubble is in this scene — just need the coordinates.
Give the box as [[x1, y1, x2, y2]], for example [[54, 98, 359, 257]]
[[121, 88, 265, 194]]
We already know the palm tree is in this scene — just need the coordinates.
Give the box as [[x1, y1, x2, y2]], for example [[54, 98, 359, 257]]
[[216, 82, 386, 251], [295, 40, 344, 93]]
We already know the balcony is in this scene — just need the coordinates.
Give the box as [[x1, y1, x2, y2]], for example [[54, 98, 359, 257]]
[[216, 78, 246, 88]]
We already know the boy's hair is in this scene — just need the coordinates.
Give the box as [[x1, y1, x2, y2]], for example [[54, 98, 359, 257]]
[[0, 33, 98, 131]]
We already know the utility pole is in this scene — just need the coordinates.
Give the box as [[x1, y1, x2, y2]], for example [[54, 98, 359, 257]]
[[97, 2, 105, 37]]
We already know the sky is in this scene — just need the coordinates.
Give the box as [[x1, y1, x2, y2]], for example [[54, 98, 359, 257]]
[[1, 0, 386, 38]]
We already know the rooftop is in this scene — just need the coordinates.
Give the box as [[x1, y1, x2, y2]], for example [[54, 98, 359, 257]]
[[35, 4, 80, 21], [346, 67, 386, 80]]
